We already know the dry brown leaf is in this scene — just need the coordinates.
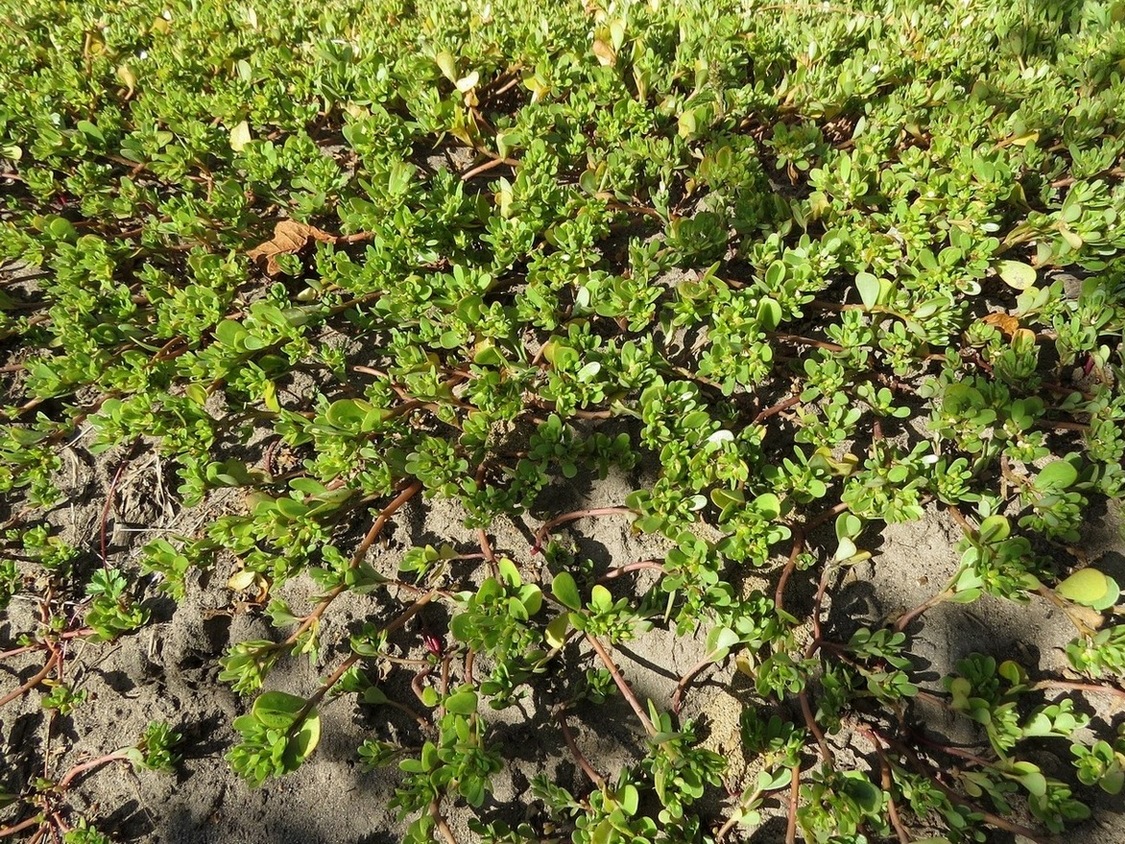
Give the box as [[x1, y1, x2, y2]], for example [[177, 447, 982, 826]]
[[592, 39, 616, 66], [982, 311, 1020, 337], [247, 220, 336, 275]]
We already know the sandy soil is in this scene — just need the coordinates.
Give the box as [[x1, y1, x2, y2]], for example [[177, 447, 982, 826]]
[[2, 443, 1124, 843]]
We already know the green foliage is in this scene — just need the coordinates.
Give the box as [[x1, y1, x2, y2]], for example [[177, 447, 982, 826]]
[[84, 568, 150, 642], [390, 705, 503, 840], [2, 0, 1125, 840], [228, 691, 321, 787]]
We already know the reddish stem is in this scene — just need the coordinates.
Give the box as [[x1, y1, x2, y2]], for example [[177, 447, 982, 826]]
[[0, 816, 41, 838], [585, 633, 655, 735], [0, 652, 60, 707], [597, 560, 665, 583], [557, 715, 605, 788], [879, 733, 1050, 844], [754, 394, 801, 424], [892, 589, 951, 634], [429, 797, 458, 844], [774, 531, 806, 613], [671, 655, 715, 715], [532, 506, 634, 553], [292, 591, 436, 731], [1035, 679, 1125, 706], [282, 481, 421, 648], [55, 751, 129, 792], [784, 765, 800, 844], [477, 527, 497, 576], [775, 502, 850, 613], [768, 332, 844, 352], [463, 649, 475, 685], [459, 155, 510, 180], [858, 726, 909, 844], [798, 689, 834, 765]]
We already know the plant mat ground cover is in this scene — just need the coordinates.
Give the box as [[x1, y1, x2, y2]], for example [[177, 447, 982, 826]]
[[2, 0, 1125, 842]]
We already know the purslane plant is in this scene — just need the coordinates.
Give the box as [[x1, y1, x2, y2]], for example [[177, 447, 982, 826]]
[[2, 0, 1125, 842]]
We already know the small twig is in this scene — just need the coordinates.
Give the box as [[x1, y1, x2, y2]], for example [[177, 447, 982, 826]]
[[411, 667, 432, 705], [753, 394, 801, 424]]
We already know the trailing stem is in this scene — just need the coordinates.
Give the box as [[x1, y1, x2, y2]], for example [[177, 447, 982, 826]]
[[0, 651, 60, 708], [878, 732, 1051, 844], [584, 633, 655, 736], [785, 765, 800, 844], [290, 590, 437, 732], [556, 714, 606, 789], [532, 506, 635, 554], [282, 480, 422, 648]]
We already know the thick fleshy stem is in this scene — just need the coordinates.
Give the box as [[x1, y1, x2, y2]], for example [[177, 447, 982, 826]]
[[532, 507, 634, 555], [282, 480, 422, 649], [557, 714, 605, 789], [784, 764, 800, 844], [429, 796, 458, 844], [585, 633, 655, 736], [0, 816, 41, 838], [857, 726, 910, 844], [671, 655, 714, 715], [0, 652, 59, 708], [55, 751, 131, 792]]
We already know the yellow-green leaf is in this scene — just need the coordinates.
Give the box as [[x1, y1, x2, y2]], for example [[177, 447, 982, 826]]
[[229, 120, 252, 151], [1058, 568, 1119, 610], [997, 260, 1036, 290]]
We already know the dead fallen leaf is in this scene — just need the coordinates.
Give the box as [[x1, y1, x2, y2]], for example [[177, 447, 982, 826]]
[[247, 220, 336, 275], [982, 312, 1020, 337], [592, 39, 616, 66]]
